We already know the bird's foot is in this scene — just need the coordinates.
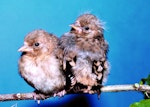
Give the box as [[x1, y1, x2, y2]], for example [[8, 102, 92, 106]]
[[91, 85, 103, 100], [33, 90, 48, 104], [53, 90, 66, 97]]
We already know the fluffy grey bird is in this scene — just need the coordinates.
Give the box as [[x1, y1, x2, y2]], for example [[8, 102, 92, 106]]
[[18, 30, 66, 98], [59, 13, 109, 97]]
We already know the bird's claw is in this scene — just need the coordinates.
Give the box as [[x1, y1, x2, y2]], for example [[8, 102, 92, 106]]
[[53, 90, 66, 97], [33, 90, 48, 104]]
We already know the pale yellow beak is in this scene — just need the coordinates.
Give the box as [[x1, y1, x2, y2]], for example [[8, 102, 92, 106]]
[[69, 24, 82, 33], [18, 45, 33, 52]]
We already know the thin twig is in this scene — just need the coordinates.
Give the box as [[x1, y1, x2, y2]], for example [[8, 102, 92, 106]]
[[0, 84, 150, 102], [101, 84, 150, 92]]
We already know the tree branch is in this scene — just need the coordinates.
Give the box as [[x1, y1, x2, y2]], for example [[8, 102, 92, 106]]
[[0, 84, 150, 102]]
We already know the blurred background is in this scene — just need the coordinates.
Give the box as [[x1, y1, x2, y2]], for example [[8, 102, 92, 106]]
[[0, 0, 150, 107]]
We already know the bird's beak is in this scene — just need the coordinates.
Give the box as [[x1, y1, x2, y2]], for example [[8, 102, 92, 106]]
[[18, 45, 33, 52], [69, 24, 82, 33]]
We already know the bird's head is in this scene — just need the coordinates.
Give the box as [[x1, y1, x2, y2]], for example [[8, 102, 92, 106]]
[[70, 13, 104, 38], [18, 30, 58, 57]]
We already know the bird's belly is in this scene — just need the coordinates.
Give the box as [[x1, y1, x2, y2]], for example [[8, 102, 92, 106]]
[[73, 58, 98, 86]]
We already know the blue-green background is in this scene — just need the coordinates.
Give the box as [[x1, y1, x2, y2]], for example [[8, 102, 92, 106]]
[[0, 0, 150, 107]]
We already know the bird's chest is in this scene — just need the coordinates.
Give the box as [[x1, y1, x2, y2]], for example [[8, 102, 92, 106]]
[[75, 38, 104, 61], [20, 55, 58, 79], [76, 38, 100, 52]]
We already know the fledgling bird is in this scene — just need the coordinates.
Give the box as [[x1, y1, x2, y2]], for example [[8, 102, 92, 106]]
[[59, 13, 109, 96], [18, 30, 66, 98]]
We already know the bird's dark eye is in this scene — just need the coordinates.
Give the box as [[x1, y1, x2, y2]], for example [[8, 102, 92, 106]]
[[34, 42, 40, 47], [84, 26, 89, 30]]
